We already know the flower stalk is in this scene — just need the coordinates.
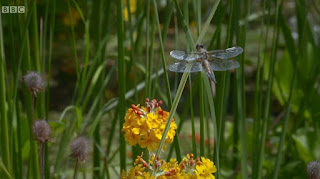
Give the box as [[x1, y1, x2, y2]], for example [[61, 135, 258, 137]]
[[32, 120, 51, 179], [70, 136, 90, 179]]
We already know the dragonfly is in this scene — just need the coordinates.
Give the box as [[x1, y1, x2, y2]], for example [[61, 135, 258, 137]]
[[169, 44, 243, 83]]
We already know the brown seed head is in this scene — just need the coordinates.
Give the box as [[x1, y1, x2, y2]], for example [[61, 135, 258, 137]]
[[70, 136, 90, 162], [23, 71, 45, 97], [32, 120, 51, 143], [307, 161, 320, 179]]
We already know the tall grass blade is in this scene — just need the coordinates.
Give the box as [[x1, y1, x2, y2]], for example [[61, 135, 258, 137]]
[[189, 75, 197, 157], [199, 74, 205, 157], [45, 1, 56, 177], [152, 0, 182, 160], [0, 9, 12, 175], [117, 0, 126, 171], [236, 0, 249, 177], [272, 12, 298, 179], [155, 0, 221, 170], [256, 1, 281, 178], [202, 73, 219, 178], [145, 0, 151, 98], [0, 159, 12, 179]]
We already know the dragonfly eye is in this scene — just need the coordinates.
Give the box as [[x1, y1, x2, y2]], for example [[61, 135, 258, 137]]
[[196, 44, 204, 50]]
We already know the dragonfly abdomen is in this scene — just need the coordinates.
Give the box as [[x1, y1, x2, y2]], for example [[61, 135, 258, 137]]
[[202, 59, 217, 83]]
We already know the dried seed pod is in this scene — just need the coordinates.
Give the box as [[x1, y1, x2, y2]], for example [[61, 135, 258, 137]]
[[70, 136, 90, 162], [32, 120, 51, 143], [307, 161, 320, 179], [23, 71, 45, 97]]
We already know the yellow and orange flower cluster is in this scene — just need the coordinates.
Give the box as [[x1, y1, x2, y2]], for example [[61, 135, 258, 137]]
[[122, 99, 177, 151], [121, 153, 217, 179]]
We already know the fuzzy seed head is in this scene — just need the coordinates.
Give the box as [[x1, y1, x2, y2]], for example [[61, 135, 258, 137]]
[[32, 120, 51, 143], [70, 136, 90, 162], [307, 161, 320, 179], [23, 71, 45, 97]]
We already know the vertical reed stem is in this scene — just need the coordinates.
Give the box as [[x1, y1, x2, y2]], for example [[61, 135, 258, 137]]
[[38, 143, 45, 179], [73, 159, 79, 179]]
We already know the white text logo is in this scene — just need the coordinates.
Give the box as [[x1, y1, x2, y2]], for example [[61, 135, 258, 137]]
[[2, 6, 25, 13]]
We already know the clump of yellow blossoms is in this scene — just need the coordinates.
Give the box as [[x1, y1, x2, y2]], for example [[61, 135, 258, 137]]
[[122, 99, 177, 151], [121, 153, 217, 179]]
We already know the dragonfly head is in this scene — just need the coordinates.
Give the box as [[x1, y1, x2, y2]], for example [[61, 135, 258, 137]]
[[196, 44, 204, 51]]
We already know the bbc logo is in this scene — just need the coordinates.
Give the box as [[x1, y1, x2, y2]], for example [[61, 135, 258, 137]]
[[2, 6, 25, 13]]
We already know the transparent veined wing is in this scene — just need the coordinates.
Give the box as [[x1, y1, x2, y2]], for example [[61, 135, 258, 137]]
[[169, 62, 202, 72], [210, 59, 240, 71], [209, 47, 243, 59], [207, 49, 225, 54], [170, 50, 201, 61]]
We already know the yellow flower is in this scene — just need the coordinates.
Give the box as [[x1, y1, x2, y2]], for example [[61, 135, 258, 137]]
[[125, 164, 145, 179], [141, 172, 154, 179], [121, 170, 127, 179], [123, 0, 137, 22], [195, 157, 217, 179], [124, 130, 140, 146], [161, 158, 179, 172], [200, 157, 217, 173], [161, 158, 181, 179], [180, 172, 198, 179], [122, 99, 177, 151], [123, 153, 216, 179], [139, 131, 158, 151]]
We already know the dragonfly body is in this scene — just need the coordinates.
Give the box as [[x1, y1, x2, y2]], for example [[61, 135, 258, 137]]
[[197, 44, 217, 82], [169, 44, 243, 83]]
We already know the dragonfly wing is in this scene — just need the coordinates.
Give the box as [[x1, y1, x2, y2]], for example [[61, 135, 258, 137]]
[[185, 53, 201, 61], [169, 62, 202, 73], [210, 46, 243, 59], [170, 50, 187, 60], [207, 49, 225, 54], [210, 59, 240, 71], [170, 50, 200, 61]]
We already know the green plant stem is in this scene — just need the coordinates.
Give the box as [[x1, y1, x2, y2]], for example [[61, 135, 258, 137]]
[[117, 0, 126, 171], [272, 12, 298, 178], [252, 0, 268, 176], [200, 73, 205, 157], [147, 7, 156, 100], [237, 0, 249, 177], [31, 1, 40, 71], [38, 143, 45, 179], [126, 0, 138, 102], [67, 0, 80, 79], [256, 1, 281, 178], [152, 0, 172, 107], [272, 55, 296, 179], [73, 159, 79, 179], [155, 0, 221, 166], [154, 62, 192, 158], [202, 73, 219, 178], [0, 4, 12, 175], [44, 1, 55, 177], [152, 0, 182, 160], [145, 0, 151, 98], [189, 75, 197, 157]]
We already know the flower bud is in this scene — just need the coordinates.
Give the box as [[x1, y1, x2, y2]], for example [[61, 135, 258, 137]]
[[23, 71, 45, 97], [70, 136, 90, 162], [32, 120, 51, 143], [307, 161, 320, 179]]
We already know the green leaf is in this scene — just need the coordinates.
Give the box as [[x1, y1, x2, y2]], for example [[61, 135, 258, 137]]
[[292, 128, 320, 162]]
